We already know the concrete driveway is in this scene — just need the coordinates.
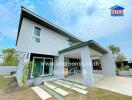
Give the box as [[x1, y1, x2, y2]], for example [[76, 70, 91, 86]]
[[95, 76, 132, 96]]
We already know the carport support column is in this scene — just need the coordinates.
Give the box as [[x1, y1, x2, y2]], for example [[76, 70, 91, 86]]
[[81, 46, 94, 87], [101, 49, 116, 76], [54, 54, 64, 78]]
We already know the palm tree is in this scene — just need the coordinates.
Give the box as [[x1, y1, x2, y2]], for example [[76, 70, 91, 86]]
[[108, 45, 120, 58]]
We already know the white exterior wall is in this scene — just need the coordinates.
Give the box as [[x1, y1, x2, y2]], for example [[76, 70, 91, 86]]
[[101, 49, 116, 76], [16, 52, 31, 87], [81, 46, 94, 87], [54, 55, 64, 78], [16, 18, 75, 56], [89, 48, 103, 57], [16, 18, 80, 86]]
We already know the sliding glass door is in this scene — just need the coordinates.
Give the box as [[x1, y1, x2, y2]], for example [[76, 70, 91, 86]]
[[32, 57, 53, 77], [33, 58, 43, 77]]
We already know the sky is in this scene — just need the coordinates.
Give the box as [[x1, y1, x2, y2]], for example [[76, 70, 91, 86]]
[[0, 0, 132, 60]]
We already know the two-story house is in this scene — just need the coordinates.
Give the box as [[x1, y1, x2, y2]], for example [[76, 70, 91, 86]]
[[16, 7, 116, 87]]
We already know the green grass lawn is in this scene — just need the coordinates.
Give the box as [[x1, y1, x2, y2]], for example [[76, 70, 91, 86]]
[[0, 77, 11, 92], [0, 78, 132, 100], [86, 88, 132, 100]]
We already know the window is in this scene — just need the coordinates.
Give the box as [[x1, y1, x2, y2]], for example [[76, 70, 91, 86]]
[[32, 27, 41, 43], [68, 40, 73, 46]]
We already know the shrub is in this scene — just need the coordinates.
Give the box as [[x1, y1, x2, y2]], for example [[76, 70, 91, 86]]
[[116, 65, 129, 72], [22, 61, 34, 87], [121, 65, 129, 71]]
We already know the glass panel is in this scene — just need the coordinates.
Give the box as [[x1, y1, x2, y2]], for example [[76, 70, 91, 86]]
[[34, 27, 41, 37], [49, 59, 53, 74], [44, 59, 53, 75], [64, 58, 69, 67], [33, 58, 43, 77], [32, 37, 40, 43], [35, 37, 40, 43]]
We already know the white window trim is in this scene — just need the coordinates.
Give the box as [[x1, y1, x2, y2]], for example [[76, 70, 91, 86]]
[[32, 26, 41, 43]]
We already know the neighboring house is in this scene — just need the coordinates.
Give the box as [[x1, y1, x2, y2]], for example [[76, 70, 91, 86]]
[[16, 7, 116, 87]]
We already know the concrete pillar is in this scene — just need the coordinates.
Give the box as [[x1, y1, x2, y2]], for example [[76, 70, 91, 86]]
[[54, 54, 64, 78], [16, 52, 31, 87], [101, 49, 116, 76], [81, 46, 94, 87]]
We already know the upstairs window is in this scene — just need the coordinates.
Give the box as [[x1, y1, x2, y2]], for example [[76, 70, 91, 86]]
[[32, 27, 41, 43], [68, 40, 73, 46]]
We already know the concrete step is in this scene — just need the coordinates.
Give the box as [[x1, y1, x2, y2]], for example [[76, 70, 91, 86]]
[[54, 80, 88, 95], [40, 82, 69, 100], [57, 79, 88, 89], [32, 86, 53, 100]]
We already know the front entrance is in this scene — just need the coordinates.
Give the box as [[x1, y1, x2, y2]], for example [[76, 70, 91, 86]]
[[32, 57, 53, 77]]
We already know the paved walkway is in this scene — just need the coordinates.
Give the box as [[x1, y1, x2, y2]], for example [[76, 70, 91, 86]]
[[32, 79, 89, 100], [65, 73, 105, 84], [95, 76, 132, 96]]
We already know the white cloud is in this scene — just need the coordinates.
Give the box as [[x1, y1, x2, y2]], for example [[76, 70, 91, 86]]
[[0, 0, 132, 59], [116, 40, 132, 60], [0, 0, 37, 40], [48, 0, 132, 41]]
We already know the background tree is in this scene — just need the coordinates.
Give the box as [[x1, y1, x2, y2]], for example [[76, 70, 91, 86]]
[[116, 53, 126, 63], [108, 45, 120, 58], [109, 44, 128, 69], [1, 48, 18, 66], [116, 53, 127, 69]]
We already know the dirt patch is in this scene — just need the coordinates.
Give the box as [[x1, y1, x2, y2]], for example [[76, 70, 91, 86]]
[[0, 78, 40, 100]]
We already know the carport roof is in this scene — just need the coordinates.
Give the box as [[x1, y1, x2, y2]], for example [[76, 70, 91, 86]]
[[59, 40, 108, 54]]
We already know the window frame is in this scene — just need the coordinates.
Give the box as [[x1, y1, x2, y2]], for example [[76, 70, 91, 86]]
[[32, 26, 41, 43], [68, 40, 73, 46]]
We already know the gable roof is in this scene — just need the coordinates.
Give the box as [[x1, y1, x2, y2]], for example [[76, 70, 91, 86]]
[[59, 40, 107, 54], [16, 6, 82, 46], [110, 5, 124, 10]]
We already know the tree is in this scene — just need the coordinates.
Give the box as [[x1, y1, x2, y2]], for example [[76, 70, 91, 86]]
[[116, 53, 126, 62], [116, 53, 126, 67], [108, 45, 120, 57], [1, 48, 18, 66]]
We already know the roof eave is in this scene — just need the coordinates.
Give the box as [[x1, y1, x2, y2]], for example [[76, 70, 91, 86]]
[[16, 7, 82, 46], [59, 40, 108, 54]]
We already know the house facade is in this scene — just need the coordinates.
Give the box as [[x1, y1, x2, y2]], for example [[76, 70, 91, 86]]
[[16, 7, 116, 87]]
